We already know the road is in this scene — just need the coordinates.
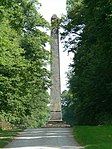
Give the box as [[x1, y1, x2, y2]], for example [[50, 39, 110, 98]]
[[5, 128, 84, 149]]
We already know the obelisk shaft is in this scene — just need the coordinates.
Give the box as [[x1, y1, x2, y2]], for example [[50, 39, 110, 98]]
[[50, 15, 62, 121]]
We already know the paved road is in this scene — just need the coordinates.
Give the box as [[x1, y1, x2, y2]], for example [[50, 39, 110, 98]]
[[5, 128, 84, 149]]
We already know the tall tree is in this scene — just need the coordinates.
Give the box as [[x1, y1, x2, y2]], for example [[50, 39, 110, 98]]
[[0, 0, 51, 127], [61, 0, 112, 125]]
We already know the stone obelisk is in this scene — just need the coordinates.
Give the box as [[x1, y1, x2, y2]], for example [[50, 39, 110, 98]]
[[50, 14, 62, 121]]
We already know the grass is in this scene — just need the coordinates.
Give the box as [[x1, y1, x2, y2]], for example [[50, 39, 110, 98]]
[[0, 129, 22, 148], [73, 125, 112, 149]]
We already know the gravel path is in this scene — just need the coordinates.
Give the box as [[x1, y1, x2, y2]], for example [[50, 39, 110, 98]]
[[5, 128, 84, 149]]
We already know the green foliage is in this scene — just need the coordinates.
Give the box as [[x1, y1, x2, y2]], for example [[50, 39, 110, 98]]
[[61, 0, 112, 125], [61, 90, 76, 126], [0, 0, 51, 127], [0, 19, 28, 125], [73, 126, 112, 149]]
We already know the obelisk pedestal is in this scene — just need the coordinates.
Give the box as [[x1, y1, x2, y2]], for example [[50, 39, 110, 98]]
[[50, 14, 62, 122]]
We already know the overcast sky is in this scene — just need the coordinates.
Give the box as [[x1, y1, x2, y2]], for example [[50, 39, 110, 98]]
[[38, 0, 73, 92]]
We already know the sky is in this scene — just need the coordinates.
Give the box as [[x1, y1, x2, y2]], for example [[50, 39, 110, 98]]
[[38, 0, 73, 92]]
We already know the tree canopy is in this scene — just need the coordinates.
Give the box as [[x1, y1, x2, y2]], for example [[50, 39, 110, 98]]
[[61, 0, 112, 125], [0, 0, 51, 127]]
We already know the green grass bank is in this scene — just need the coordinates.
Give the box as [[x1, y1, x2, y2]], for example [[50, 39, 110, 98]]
[[0, 129, 22, 148], [73, 125, 112, 149]]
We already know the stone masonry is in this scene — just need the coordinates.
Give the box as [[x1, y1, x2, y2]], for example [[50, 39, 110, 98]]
[[50, 14, 62, 121]]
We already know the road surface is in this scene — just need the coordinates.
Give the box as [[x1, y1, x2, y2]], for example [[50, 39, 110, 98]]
[[5, 128, 84, 149]]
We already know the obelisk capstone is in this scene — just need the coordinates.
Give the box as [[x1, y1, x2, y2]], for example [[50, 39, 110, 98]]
[[50, 14, 62, 121]]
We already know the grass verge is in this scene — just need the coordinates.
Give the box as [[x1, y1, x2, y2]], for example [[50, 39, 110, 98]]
[[0, 129, 22, 148], [73, 125, 112, 149]]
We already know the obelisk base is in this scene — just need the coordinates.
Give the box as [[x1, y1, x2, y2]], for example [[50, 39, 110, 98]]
[[50, 111, 62, 121], [43, 111, 70, 128], [45, 120, 70, 128]]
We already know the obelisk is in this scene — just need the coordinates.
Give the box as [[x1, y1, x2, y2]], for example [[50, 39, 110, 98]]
[[50, 14, 62, 121]]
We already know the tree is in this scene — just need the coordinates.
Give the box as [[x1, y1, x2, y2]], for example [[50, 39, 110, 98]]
[[0, 0, 51, 127], [61, 0, 112, 125], [61, 90, 76, 126], [0, 17, 28, 125]]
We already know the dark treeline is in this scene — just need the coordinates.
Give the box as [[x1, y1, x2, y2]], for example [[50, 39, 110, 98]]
[[61, 0, 112, 125], [0, 0, 51, 127]]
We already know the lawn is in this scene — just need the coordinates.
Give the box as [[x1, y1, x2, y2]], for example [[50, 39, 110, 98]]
[[0, 129, 22, 148], [73, 125, 112, 149]]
